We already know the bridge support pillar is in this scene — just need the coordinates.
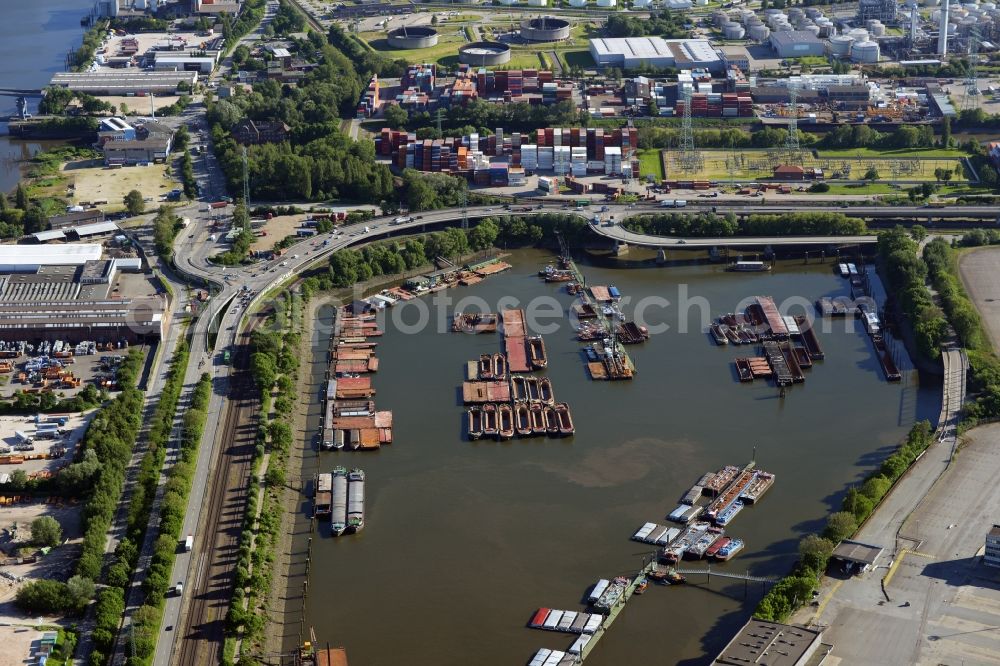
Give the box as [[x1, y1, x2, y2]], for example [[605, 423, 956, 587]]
[[656, 248, 667, 264], [613, 240, 629, 256]]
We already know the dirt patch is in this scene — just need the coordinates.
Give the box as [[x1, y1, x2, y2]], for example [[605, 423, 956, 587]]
[[0, 626, 54, 666], [64, 159, 179, 212], [959, 246, 1000, 351], [249, 215, 309, 254], [100, 95, 180, 113]]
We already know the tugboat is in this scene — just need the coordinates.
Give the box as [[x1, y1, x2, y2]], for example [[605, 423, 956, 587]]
[[649, 569, 687, 585], [538, 377, 554, 404], [555, 402, 575, 436], [634, 577, 648, 595], [497, 403, 515, 440], [467, 406, 483, 440], [716, 538, 744, 561], [529, 402, 546, 435], [482, 403, 498, 438], [514, 403, 532, 437]]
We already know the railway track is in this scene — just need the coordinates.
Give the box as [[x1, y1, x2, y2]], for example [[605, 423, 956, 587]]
[[175, 319, 262, 666]]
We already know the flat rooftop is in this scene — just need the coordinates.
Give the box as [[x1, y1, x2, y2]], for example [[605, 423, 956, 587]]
[[0, 244, 103, 268], [832, 539, 884, 566], [714, 618, 824, 666], [49, 71, 198, 93]]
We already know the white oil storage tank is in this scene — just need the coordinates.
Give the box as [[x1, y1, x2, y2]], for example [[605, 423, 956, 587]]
[[828, 35, 854, 56], [849, 28, 870, 41], [749, 24, 770, 41], [596, 0, 616, 7], [852, 40, 880, 63], [723, 22, 746, 38], [569, 0, 587, 6]]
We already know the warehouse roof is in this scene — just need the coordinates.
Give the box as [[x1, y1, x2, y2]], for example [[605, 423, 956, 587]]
[[0, 244, 103, 267], [769, 30, 824, 50], [590, 37, 673, 60], [832, 539, 884, 566], [49, 71, 198, 92], [74, 221, 119, 237], [713, 618, 824, 666], [31, 230, 67, 243]]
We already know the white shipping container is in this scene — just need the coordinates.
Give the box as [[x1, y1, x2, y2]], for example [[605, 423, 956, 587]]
[[543, 610, 564, 630], [583, 614, 603, 633]]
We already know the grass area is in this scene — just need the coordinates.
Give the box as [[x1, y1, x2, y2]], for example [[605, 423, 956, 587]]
[[661, 149, 969, 182], [637, 149, 664, 181], [561, 49, 595, 69], [360, 31, 466, 64], [66, 157, 179, 211], [816, 147, 970, 158], [811, 183, 901, 195]]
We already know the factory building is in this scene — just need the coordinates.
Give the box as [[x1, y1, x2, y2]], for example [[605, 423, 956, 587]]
[[0, 245, 164, 343], [589, 38, 724, 72], [769, 31, 826, 58], [49, 71, 199, 96], [713, 619, 827, 666], [101, 119, 174, 165]]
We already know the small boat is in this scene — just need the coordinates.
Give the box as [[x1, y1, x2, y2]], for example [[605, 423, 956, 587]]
[[528, 336, 548, 369], [716, 538, 744, 561], [347, 468, 365, 532], [545, 271, 573, 283], [529, 402, 546, 435], [331, 466, 348, 536], [649, 569, 687, 585], [478, 354, 493, 380], [543, 405, 559, 435], [492, 352, 507, 379], [634, 577, 648, 594], [497, 403, 514, 440], [705, 537, 730, 559], [584, 346, 598, 361], [482, 404, 498, 438], [554, 402, 574, 436], [538, 377, 554, 404], [710, 323, 729, 346], [511, 375, 527, 401], [467, 406, 483, 440], [608, 285, 621, 300], [515, 403, 532, 436], [538, 265, 556, 277], [525, 376, 541, 401]]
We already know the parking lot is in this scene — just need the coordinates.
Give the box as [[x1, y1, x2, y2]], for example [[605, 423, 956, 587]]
[[800, 424, 1000, 665], [0, 413, 93, 477]]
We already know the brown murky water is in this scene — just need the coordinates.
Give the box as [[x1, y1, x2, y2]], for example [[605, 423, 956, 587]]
[[296, 249, 939, 665]]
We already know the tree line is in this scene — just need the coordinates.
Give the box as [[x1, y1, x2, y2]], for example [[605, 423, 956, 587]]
[[624, 212, 866, 238]]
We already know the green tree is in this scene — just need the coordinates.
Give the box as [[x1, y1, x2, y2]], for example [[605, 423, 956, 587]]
[[15, 579, 69, 614], [384, 104, 409, 130], [66, 575, 95, 612], [823, 511, 858, 543], [31, 515, 63, 547], [863, 167, 879, 181], [14, 183, 28, 210], [799, 535, 834, 573], [941, 115, 951, 148], [124, 189, 145, 217]]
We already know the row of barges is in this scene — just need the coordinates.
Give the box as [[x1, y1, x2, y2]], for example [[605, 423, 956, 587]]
[[463, 308, 575, 440], [321, 307, 393, 450], [314, 467, 366, 536]]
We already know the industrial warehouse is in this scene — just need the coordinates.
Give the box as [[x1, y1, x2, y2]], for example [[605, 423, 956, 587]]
[[0, 244, 165, 344]]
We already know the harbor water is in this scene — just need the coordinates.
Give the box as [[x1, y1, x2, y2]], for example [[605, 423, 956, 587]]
[[0, 0, 90, 193], [298, 249, 940, 665]]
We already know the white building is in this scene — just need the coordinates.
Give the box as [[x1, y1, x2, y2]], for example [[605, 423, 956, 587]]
[[986, 525, 1000, 568], [769, 30, 826, 58], [589, 38, 724, 71]]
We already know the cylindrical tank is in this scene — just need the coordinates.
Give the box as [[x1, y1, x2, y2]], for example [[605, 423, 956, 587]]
[[749, 24, 770, 41], [569, 0, 587, 7], [387, 26, 440, 49], [520, 16, 571, 41], [596, 0, 617, 7], [868, 21, 886, 36], [631, 0, 651, 7], [983, 2, 996, 9], [528, 0, 548, 6], [803, 24, 821, 37], [764, 8, 784, 16], [723, 22, 746, 38], [713, 10, 728, 26], [805, 7, 823, 18], [849, 28, 870, 41], [851, 40, 880, 63], [828, 35, 854, 55], [458, 41, 512, 65]]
